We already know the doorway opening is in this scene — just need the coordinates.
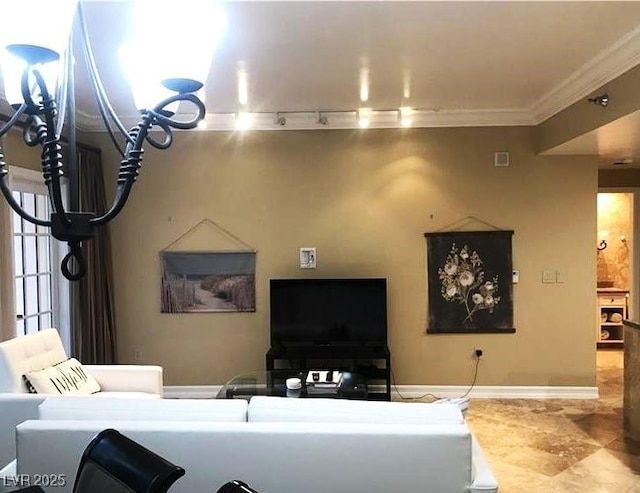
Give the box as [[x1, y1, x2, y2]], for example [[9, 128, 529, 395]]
[[596, 191, 635, 350]]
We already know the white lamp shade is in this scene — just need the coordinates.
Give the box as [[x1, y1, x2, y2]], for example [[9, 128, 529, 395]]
[[127, 0, 227, 91], [0, 0, 78, 64], [1, 49, 60, 107], [119, 44, 178, 113]]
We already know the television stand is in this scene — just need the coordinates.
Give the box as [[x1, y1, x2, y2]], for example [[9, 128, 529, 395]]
[[266, 345, 391, 401]]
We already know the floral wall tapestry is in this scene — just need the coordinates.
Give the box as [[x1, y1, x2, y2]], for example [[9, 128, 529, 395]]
[[425, 230, 515, 334]]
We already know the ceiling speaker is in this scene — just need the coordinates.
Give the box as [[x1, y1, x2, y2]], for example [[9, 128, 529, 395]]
[[494, 151, 510, 167]]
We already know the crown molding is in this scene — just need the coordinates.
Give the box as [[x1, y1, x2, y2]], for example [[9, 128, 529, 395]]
[[531, 25, 640, 124], [37, 26, 640, 133]]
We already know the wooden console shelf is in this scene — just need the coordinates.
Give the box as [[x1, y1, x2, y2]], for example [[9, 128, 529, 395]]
[[597, 288, 628, 349], [266, 345, 391, 401]]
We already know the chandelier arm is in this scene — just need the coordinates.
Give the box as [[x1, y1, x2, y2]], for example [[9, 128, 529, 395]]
[[77, 2, 133, 148], [0, 104, 28, 138], [20, 69, 39, 111], [0, 180, 52, 226], [144, 120, 173, 150], [61, 241, 86, 281], [38, 84, 70, 226], [23, 115, 47, 147], [96, 102, 126, 158], [0, 151, 51, 226], [91, 95, 206, 226], [90, 115, 154, 227], [151, 94, 206, 130]]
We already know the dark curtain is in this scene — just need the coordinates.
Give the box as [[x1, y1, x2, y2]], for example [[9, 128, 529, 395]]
[[71, 146, 117, 364]]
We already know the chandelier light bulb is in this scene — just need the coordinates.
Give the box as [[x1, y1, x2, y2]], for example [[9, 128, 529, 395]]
[[128, 0, 227, 92]]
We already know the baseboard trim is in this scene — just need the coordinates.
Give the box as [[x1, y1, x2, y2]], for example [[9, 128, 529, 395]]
[[390, 385, 599, 400], [164, 384, 599, 400], [163, 385, 222, 399]]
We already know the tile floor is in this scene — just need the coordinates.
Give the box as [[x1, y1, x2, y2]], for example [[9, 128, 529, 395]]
[[464, 350, 640, 492]]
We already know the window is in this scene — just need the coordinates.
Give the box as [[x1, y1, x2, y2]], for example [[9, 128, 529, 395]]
[[9, 167, 70, 351]]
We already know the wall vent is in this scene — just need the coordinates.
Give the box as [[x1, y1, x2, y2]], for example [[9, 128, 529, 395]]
[[494, 151, 510, 167]]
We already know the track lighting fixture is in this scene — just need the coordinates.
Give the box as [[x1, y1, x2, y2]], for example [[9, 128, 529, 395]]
[[275, 113, 286, 126], [399, 107, 412, 127], [588, 93, 609, 107], [316, 113, 329, 125], [358, 109, 370, 128]]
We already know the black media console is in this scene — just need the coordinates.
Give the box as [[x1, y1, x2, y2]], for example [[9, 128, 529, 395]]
[[266, 345, 391, 401]]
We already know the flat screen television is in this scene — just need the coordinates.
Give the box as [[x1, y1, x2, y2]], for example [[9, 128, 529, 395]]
[[269, 278, 387, 348]]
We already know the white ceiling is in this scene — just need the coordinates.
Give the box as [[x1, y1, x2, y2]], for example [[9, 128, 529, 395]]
[[8, 1, 640, 156]]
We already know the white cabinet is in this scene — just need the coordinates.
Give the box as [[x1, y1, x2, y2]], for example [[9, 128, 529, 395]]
[[597, 289, 628, 347]]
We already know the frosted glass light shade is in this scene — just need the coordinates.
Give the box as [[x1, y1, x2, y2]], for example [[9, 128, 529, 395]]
[[128, 0, 227, 91], [119, 44, 178, 113], [1, 49, 60, 107], [0, 0, 78, 64]]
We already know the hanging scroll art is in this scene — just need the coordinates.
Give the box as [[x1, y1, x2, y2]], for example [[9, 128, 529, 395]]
[[160, 219, 256, 313], [425, 230, 515, 334]]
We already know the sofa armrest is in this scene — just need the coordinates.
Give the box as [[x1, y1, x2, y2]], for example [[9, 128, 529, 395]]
[[0, 395, 46, 469], [0, 459, 17, 493], [470, 435, 498, 493], [83, 365, 163, 395]]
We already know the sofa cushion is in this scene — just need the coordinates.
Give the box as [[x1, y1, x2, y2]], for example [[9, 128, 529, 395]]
[[15, 420, 477, 493], [23, 358, 101, 395], [248, 396, 464, 424], [0, 329, 67, 393], [38, 396, 248, 422]]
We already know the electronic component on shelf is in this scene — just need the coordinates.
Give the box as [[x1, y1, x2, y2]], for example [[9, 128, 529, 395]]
[[306, 370, 342, 386]]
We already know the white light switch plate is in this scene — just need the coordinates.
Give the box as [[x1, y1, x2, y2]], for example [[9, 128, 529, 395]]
[[300, 247, 317, 269], [512, 270, 519, 283], [542, 270, 556, 283]]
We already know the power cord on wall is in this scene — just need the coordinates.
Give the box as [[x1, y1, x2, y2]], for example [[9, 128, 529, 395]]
[[391, 357, 481, 401]]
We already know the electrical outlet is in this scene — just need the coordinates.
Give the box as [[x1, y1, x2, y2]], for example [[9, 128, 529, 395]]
[[474, 347, 484, 359]]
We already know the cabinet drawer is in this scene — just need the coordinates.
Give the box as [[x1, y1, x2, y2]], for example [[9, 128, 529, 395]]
[[598, 295, 626, 307]]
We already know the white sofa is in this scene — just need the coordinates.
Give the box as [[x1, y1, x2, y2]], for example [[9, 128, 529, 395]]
[[0, 329, 163, 467], [5, 395, 498, 493]]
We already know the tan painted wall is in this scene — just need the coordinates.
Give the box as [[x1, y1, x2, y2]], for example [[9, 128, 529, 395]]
[[82, 126, 598, 387]]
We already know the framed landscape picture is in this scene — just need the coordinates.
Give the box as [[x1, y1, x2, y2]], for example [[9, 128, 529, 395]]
[[425, 230, 515, 334], [160, 251, 256, 313]]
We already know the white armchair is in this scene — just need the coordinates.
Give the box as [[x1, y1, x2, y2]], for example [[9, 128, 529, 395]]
[[0, 328, 163, 467]]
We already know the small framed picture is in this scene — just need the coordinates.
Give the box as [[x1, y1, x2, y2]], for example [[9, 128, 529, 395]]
[[299, 247, 317, 269]]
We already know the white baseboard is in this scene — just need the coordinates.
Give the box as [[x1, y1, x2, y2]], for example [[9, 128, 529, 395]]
[[389, 385, 599, 400], [164, 384, 599, 400]]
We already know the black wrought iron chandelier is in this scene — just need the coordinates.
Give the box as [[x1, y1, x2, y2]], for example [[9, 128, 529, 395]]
[[0, 0, 224, 280]]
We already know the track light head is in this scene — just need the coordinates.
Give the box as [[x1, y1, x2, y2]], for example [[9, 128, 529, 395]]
[[316, 113, 328, 125], [588, 93, 609, 107], [275, 113, 286, 126]]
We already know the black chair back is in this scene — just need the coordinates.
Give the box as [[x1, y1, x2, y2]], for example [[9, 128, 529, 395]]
[[72, 429, 185, 493]]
